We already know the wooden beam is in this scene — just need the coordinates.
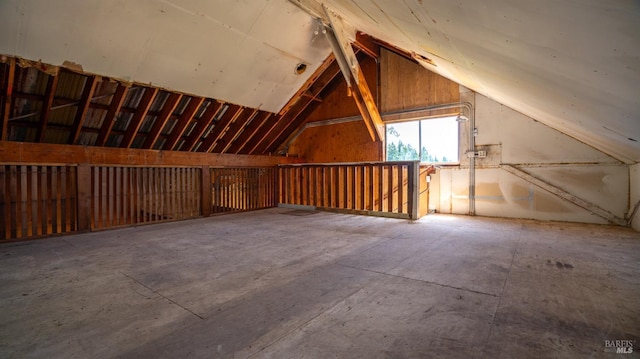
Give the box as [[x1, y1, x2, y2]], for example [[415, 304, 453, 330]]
[[230, 112, 273, 154], [68, 76, 99, 145], [181, 100, 224, 152], [1, 58, 16, 141], [324, 7, 384, 142], [257, 59, 344, 154], [36, 72, 60, 142], [0, 141, 301, 167], [142, 93, 182, 149], [354, 32, 380, 59], [120, 87, 159, 148], [278, 53, 336, 116], [163, 96, 205, 151], [197, 105, 243, 153], [212, 108, 259, 154], [95, 84, 129, 146], [266, 74, 344, 154]]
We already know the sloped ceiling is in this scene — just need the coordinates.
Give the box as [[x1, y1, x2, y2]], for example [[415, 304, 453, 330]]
[[1, 0, 638, 162], [0, 0, 331, 113], [301, 0, 640, 163]]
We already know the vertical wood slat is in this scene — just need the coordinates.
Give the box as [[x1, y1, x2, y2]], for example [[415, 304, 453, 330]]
[[1, 166, 6, 240], [0, 164, 81, 240], [277, 162, 419, 219]]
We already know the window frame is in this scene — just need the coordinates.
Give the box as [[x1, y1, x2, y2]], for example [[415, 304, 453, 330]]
[[385, 115, 460, 164]]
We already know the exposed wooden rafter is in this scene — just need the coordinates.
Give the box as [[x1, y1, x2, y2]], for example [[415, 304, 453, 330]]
[[95, 84, 129, 146], [212, 108, 259, 153], [120, 87, 159, 148], [181, 100, 224, 151], [323, 6, 384, 142], [68, 75, 99, 145], [197, 105, 243, 153], [354, 32, 380, 59], [36, 72, 60, 142], [163, 96, 205, 151], [1, 58, 16, 141], [230, 112, 273, 154], [143, 93, 182, 149]]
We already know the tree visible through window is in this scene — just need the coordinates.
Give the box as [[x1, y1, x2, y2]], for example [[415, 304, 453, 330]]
[[386, 116, 459, 163]]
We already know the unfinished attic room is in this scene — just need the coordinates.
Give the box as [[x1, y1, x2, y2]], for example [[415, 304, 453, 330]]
[[1, 0, 639, 358]]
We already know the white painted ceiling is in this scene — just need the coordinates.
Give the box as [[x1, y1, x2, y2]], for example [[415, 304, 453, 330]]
[[0, 0, 332, 113], [1, 0, 638, 162]]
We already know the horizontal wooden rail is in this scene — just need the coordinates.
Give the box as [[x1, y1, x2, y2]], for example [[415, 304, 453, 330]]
[[278, 161, 419, 219]]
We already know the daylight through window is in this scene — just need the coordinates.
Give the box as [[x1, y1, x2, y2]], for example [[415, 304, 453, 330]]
[[386, 116, 459, 163]]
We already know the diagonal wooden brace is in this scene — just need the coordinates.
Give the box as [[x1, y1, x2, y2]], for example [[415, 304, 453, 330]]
[[322, 5, 384, 143]]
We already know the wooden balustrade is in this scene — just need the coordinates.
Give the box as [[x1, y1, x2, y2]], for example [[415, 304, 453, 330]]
[[210, 167, 278, 213], [1, 164, 78, 240], [90, 166, 202, 230], [2, 160, 422, 241], [278, 161, 420, 219]]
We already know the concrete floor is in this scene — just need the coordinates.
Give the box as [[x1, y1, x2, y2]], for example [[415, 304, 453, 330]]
[[0, 208, 639, 359]]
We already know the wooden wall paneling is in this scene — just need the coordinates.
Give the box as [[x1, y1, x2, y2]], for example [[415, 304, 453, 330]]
[[264, 62, 348, 155], [181, 101, 223, 151], [163, 97, 204, 150], [380, 48, 460, 114], [69, 76, 99, 145], [96, 85, 129, 146], [143, 93, 182, 149], [198, 105, 243, 153], [36, 74, 60, 142], [212, 108, 258, 153], [1, 58, 16, 141], [288, 120, 383, 163], [228, 112, 272, 154], [120, 88, 159, 148]]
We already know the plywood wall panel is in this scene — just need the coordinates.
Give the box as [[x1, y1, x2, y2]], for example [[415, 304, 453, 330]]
[[305, 56, 378, 123], [289, 120, 382, 163], [380, 49, 460, 113]]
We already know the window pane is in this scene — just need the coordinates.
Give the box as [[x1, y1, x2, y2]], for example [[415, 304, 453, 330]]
[[386, 122, 419, 161], [420, 117, 458, 163]]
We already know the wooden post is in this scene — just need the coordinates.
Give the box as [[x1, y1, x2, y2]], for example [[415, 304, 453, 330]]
[[76, 164, 92, 232], [201, 166, 211, 217], [408, 161, 420, 219]]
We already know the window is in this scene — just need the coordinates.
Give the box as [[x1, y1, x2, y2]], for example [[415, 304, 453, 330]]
[[386, 116, 459, 163]]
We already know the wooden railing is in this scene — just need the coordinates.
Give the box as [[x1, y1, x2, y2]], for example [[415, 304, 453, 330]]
[[2, 160, 421, 241], [210, 167, 277, 213], [1, 164, 279, 241], [278, 161, 420, 219], [1, 164, 78, 240], [90, 166, 202, 230]]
